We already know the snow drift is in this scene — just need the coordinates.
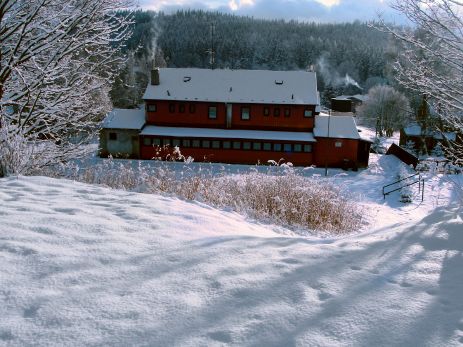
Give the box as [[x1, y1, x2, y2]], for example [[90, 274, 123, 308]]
[[0, 176, 462, 346]]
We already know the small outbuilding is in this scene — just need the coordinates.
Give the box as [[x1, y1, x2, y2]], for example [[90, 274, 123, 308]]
[[399, 124, 457, 154], [100, 108, 145, 158]]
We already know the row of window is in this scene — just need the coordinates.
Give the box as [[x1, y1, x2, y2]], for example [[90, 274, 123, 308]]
[[146, 103, 313, 120], [142, 137, 313, 153]]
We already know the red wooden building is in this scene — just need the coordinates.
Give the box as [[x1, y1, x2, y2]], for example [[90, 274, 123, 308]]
[[102, 68, 371, 168]]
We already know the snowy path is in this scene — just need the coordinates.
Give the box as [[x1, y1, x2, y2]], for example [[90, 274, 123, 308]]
[[1, 176, 462, 346]]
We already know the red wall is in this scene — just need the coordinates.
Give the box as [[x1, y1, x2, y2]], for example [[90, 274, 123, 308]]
[[146, 101, 226, 128], [314, 138, 359, 167], [140, 139, 314, 166], [231, 104, 314, 131], [145, 101, 315, 131]]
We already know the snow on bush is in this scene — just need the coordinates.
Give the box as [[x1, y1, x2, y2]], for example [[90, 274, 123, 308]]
[[58, 159, 363, 234]]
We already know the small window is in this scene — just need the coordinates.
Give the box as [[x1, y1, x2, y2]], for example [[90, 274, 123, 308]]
[[284, 108, 291, 117], [241, 107, 250, 120], [233, 141, 241, 150], [263, 107, 270, 117], [109, 132, 117, 141], [212, 141, 220, 149], [274, 143, 282, 151], [209, 106, 217, 119], [202, 140, 210, 148], [189, 104, 196, 113], [335, 141, 343, 148], [303, 144, 312, 153], [153, 138, 161, 146], [143, 137, 151, 146], [169, 103, 175, 113], [263, 143, 272, 151], [172, 139, 181, 147], [223, 141, 231, 149], [274, 108, 280, 117], [147, 104, 157, 112], [163, 138, 171, 146], [304, 109, 313, 118], [182, 139, 191, 148], [192, 140, 201, 148], [253, 142, 262, 151], [284, 144, 292, 152], [294, 144, 302, 152], [243, 142, 251, 150], [179, 104, 185, 113]]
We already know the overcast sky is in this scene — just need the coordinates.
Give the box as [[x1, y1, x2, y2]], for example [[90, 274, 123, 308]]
[[139, 0, 404, 23]]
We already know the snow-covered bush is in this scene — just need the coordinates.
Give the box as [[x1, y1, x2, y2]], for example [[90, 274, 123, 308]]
[[398, 167, 413, 203], [62, 159, 363, 234]]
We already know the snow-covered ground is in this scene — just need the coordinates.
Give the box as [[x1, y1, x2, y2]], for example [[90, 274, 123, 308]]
[[1, 154, 462, 346]]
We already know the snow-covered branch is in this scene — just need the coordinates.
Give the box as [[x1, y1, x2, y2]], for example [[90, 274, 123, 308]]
[[0, 0, 134, 176]]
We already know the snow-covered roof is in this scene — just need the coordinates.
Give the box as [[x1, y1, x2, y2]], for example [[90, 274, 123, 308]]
[[403, 124, 457, 141], [141, 126, 316, 142], [143, 68, 319, 105], [333, 94, 368, 102], [102, 108, 145, 130], [313, 114, 361, 139]]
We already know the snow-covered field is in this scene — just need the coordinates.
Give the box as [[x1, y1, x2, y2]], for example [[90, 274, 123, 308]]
[[1, 154, 462, 346]]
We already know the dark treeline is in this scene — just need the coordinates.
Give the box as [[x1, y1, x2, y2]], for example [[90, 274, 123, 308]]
[[113, 10, 394, 107]]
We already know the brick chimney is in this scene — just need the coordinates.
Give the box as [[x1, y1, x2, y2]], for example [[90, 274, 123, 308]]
[[151, 68, 160, 86]]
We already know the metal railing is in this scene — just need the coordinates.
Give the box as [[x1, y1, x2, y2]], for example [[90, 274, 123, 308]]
[[382, 172, 425, 201]]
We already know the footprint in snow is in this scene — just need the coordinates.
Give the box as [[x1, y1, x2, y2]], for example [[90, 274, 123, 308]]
[[318, 291, 333, 301], [280, 258, 302, 265], [208, 331, 232, 343], [350, 265, 362, 271]]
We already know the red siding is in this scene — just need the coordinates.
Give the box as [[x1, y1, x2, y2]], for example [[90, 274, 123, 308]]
[[140, 137, 314, 166], [146, 101, 226, 128], [231, 104, 314, 131], [145, 101, 314, 131], [314, 138, 359, 167]]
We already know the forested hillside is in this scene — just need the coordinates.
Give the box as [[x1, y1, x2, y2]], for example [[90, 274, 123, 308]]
[[113, 10, 393, 107]]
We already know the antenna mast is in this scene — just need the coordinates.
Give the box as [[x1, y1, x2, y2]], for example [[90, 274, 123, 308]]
[[208, 22, 215, 70]]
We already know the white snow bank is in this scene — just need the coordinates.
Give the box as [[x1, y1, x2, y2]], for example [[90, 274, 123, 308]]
[[1, 176, 463, 346]]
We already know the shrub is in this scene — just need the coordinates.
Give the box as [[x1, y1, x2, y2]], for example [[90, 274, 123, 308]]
[[57, 158, 364, 234]]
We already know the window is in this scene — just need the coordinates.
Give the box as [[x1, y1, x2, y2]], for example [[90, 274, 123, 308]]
[[284, 108, 291, 117], [274, 143, 282, 151], [223, 141, 231, 149], [208, 106, 217, 119], [304, 109, 313, 118], [263, 107, 270, 116], [303, 144, 312, 153], [162, 138, 171, 146], [143, 137, 151, 146], [153, 138, 161, 146], [294, 144, 302, 152], [274, 108, 280, 117], [147, 104, 157, 112], [169, 103, 175, 113], [202, 140, 210, 148], [192, 140, 201, 148], [241, 107, 250, 120], [253, 142, 262, 151], [243, 142, 251, 150], [179, 104, 185, 113], [189, 104, 196, 113], [212, 141, 220, 149], [284, 144, 292, 152], [182, 139, 191, 148], [233, 141, 241, 150], [109, 132, 117, 141], [263, 143, 272, 151], [335, 141, 343, 148], [172, 139, 181, 147]]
